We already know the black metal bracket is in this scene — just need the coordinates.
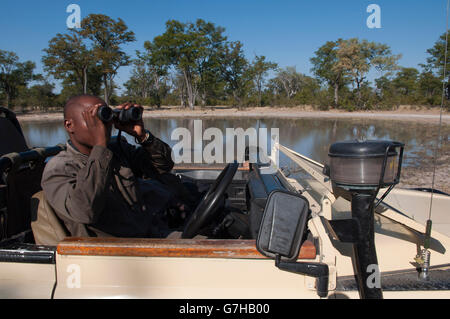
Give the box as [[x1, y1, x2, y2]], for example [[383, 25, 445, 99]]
[[324, 218, 360, 243], [275, 255, 329, 297], [373, 142, 404, 208], [0, 185, 7, 241]]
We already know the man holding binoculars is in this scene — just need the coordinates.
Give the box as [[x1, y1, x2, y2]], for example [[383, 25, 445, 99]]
[[41, 94, 194, 238]]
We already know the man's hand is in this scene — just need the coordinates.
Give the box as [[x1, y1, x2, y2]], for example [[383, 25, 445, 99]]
[[114, 102, 147, 142], [82, 103, 111, 147]]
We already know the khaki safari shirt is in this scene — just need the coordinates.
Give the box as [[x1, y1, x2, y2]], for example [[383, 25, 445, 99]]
[[41, 134, 175, 238]]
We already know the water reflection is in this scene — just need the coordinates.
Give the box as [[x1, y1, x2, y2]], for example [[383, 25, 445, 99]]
[[20, 117, 448, 168], [21, 121, 68, 148]]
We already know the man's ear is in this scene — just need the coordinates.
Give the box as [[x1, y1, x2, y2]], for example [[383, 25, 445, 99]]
[[64, 119, 74, 134]]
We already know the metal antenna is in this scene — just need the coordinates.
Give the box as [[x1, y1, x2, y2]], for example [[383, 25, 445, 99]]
[[417, 0, 450, 280], [429, 0, 449, 221]]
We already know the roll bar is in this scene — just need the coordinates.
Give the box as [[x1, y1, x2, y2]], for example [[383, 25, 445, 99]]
[[0, 144, 66, 176]]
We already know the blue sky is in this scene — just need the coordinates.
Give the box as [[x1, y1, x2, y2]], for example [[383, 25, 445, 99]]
[[0, 0, 447, 93]]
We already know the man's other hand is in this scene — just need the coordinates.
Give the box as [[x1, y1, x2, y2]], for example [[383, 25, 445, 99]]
[[114, 103, 146, 142], [82, 103, 111, 147]]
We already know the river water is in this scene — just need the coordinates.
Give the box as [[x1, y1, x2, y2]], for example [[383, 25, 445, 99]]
[[20, 117, 447, 171]]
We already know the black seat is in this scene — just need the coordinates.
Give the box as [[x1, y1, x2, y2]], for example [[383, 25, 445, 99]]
[[0, 107, 28, 156], [0, 108, 65, 242]]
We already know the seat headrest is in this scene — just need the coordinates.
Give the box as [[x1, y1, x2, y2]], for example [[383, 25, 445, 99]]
[[30, 191, 68, 245], [0, 117, 28, 157]]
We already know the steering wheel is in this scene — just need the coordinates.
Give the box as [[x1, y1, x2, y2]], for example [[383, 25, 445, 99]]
[[182, 162, 239, 239]]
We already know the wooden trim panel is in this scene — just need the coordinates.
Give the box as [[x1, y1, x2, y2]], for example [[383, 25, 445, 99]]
[[57, 238, 316, 260], [173, 162, 250, 171]]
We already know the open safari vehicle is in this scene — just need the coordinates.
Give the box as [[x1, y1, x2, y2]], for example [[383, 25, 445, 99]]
[[0, 107, 449, 299]]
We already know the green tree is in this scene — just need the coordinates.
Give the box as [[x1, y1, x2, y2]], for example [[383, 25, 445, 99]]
[[124, 57, 169, 107], [42, 31, 97, 95], [219, 41, 251, 108], [375, 75, 395, 104], [393, 67, 419, 96], [0, 50, 36, 107], [249, 55, 277, 106], [193, 20, 228, 107], [131, 40, 171, 107], [152, 20, 198, 109], [124, 60, 153, 99], [170, 71, 188, 108], [16, 77, 57, 110], [417, 71, 442, 105], [79, 14, 136, 104], [310, 40, 348, 107], [423, 32, 450, 82], [269, 67, 320, 106], [294, 75, 321, 105], [151, 19, 228, 109], [271, 66, 304, 100], [334, 38, 400, 106]]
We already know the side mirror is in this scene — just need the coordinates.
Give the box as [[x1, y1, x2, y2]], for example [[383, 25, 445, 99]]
[[256, 190, 330, 298], [256, 190, 309, 261]]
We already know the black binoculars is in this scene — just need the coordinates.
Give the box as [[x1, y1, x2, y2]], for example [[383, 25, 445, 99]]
[[97, 105, 143, 123]]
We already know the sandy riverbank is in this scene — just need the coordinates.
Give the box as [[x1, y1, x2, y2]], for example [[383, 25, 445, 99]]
[[15, 105, 450, 123], [400, 165, 450, 194]]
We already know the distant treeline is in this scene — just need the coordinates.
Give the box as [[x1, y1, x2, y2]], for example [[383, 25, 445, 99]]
[[0, 14, 448, 111]]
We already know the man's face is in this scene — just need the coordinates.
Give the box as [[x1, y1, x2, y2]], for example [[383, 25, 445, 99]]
[[64, 97, 113, 149]]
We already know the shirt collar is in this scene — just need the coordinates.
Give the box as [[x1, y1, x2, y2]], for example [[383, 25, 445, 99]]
[[66, 140, 88, 160]]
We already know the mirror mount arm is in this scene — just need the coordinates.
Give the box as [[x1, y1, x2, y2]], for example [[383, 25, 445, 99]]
[[275, 254, 329, 298]]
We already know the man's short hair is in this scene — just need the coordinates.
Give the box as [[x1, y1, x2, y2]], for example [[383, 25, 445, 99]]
[[64, 94, 102, 119]]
